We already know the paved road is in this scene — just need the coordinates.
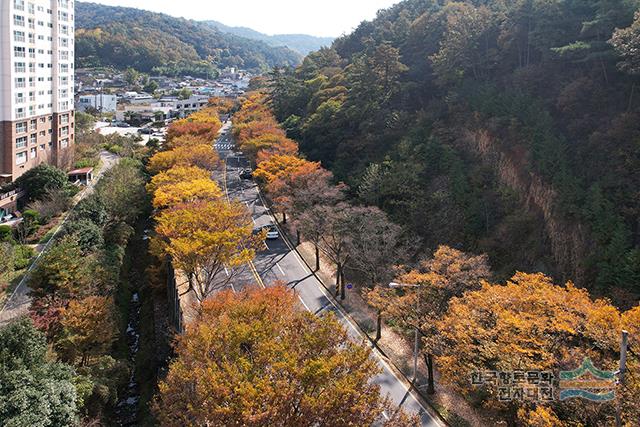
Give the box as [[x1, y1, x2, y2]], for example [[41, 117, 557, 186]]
[[0, 151, 120, 325], [213, 123, 441, 426]]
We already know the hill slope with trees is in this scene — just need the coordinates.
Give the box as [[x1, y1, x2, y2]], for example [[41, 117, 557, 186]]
[[269, 0, 640, 301], [75, 2, 301, 76]]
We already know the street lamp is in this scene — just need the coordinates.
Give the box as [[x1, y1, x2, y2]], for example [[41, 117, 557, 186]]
[[389, 282, 420, 383]]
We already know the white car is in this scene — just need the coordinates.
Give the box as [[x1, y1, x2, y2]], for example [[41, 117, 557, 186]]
[[265, 225, 279, 240]]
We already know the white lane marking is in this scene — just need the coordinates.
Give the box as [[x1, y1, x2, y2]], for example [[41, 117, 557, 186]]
[[224, 267, 229, 277], [298, 295, 311, 312], [382, 411, 389, 420], [264, 241, 270, 251], [276, 262, 285, 276]]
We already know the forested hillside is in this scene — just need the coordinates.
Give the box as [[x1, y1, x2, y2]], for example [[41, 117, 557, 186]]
[[270, 0, 640, 301], [75, 2, 301, 76], [204, 20, 334, 56]]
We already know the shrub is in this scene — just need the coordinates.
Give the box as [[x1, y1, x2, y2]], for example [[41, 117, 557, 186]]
[[0, 225, 14, 242], [14, 245, 35, 270]]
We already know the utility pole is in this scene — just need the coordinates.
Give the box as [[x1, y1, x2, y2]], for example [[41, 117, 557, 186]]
[[615, 330, 629, 427]]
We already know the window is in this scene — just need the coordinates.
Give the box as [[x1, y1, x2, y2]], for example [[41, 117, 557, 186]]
[[15, 78, 26, 88], [29, 120, 37, 131], [60, 139, 69, 148], [15, 93, 25, 104], [29, 92, 35, 102], [28, 48, 35, 58], [28, 33, 35, 43], [28, 3, 34, 14], [16, 137, 27, 149], [59, 51, 68, 61], [28, 18, 35, 29], [60, 37, 68, 48], [30, 148, 37, 159], [16, 151, 27, 165], [60, 114, 69, 124], [28, 63, 35, 73], [14, 31, 25, 42], [39, 144, 45, 151], [16, 122, 27, 133], [14, 47, 26, 58], [30, 134, 37, 145], [16, 108, 26, 119], [14, 0, 25, 11], [14, 15, 25, 26], [14, 62, 26, 73], [39, 131, 45, 137]]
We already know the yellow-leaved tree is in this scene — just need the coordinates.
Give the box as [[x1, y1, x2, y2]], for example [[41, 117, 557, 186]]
[[437, 272, 626, 425], [146, 166, 210, 195], [153, 200, 262, 303], [147, 144, 219, 174], [153, 286, 417, 426], [152, 177, 222, 209]]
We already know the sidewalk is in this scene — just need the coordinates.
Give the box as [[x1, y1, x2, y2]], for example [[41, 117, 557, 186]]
[[0, 151, 119, 325]]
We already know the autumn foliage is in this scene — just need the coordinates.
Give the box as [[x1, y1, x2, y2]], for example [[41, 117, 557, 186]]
[[148, 106, 260, 304], [147, 144, 219, 174], [165, 107, 222, 142], [154, 286, 390, 426]]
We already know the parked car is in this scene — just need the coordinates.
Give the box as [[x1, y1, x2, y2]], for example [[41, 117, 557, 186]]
[[151, 131, 165, 137], [239, 169, 253, 180], [138, 127, 153, 134]]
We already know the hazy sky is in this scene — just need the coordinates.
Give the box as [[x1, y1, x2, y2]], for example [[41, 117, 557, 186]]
[[87, 0, 401, 38]]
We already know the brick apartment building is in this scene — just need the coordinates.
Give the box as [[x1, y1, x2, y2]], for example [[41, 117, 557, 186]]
[[0, 0, 75, 186]]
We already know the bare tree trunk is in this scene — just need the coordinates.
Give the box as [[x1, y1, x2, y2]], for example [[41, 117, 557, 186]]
[[282, 211, 287, 224], [314, 245, 320, 272], [296, 229, 300, 246], [375, 311, 382, 342], [340, 269, 346, 300], [424, 353, 435, 394], [335, 263, 341, 297]]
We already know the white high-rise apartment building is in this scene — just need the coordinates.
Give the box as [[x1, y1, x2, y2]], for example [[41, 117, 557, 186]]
[[0, 0, 75, 182]]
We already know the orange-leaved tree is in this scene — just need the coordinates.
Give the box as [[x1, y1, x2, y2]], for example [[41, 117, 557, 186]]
[[437, 272, 625, 424], [365, 245, 491, 393], [166, 108, 222, 142], [164, 134, 210, 150], [254, 155, 322, 223], [255, 137, 299, 163], [153, 285, 411, 426], [147, 144, 219, 174], [58, 296, 118, 366], [153, 200, 262, 304]]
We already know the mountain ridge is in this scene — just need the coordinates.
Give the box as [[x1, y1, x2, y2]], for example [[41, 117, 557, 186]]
[[75, 2, 302, 76], [204, 20, 334, 55]]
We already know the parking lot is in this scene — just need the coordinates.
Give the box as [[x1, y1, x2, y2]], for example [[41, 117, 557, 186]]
[[94, 121, 165, 145]]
